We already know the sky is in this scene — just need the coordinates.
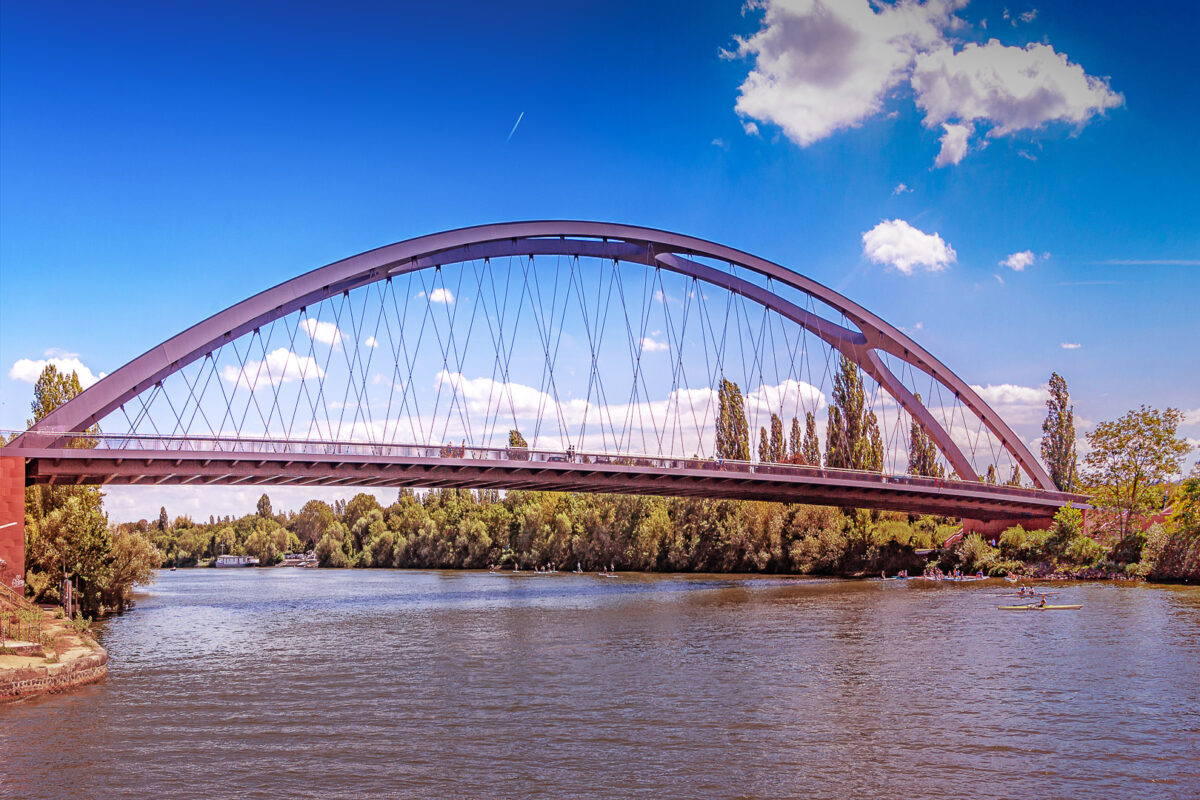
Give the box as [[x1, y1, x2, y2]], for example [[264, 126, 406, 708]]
[[1, 0, 1197, 522]]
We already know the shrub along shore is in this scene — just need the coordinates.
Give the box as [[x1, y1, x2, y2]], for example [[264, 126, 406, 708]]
[[133, 483, 1200, 585]]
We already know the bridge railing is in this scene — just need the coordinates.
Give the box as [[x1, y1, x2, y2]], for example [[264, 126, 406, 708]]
[[6, 430, 1078, 503]]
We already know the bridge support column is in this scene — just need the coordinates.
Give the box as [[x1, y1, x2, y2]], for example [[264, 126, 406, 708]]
[[962, 516, 1054, 544], [0, 457, 25, 594]]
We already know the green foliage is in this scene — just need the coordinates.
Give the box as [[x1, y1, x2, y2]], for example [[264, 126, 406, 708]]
[[1041, 372, 1078, 492], [907, 394, 944, 478], [801, 412, 821, 466], [825, 356, 883, 472], [999, 525, 1052, 563], [956, 533, 1000, 574], [716, 379, 749, 461], [1084, 405, 1191, 536]]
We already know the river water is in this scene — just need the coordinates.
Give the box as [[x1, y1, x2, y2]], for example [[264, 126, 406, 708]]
[[2, 570, 1199, 799]]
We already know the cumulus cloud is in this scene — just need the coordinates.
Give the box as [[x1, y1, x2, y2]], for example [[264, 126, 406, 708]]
[[9, 352, 106, 388], [862, 219, 956, 275], [892, 182, 912, 195], [912, 40, 1123, 136], [934, 122, 972, 167], [221, 348, 324, 391], [299, 318, 344, 346], [729, 0, 955, 147], [1000, 250, 1037, 271], [970, 382, 1048, 425], [1060, 342, 1081, 350], [640, 337, 669, 353], [416, 288, 454, 304], [364, 336, 379, 349], [728, 0, 1121, 165]]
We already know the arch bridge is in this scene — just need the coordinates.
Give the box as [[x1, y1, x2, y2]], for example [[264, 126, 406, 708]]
[[1, 222, 1080, 580]]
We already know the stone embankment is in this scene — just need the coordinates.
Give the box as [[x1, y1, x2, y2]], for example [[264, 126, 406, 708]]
[[1, 602, 108, 703]]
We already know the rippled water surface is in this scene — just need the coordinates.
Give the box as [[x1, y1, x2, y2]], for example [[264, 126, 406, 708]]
[[3, 570, 1199, 799]]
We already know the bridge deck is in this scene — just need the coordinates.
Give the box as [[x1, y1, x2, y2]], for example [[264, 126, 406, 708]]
[[15, 438, 1082, 521]]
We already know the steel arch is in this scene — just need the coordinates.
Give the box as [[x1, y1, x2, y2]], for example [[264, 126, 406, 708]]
[[13, 221, 1054, 490]]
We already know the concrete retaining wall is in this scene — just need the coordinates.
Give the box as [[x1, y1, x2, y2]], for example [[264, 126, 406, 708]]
[[1, 649, 108, 702]]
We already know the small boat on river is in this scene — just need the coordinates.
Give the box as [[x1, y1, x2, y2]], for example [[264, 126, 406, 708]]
[[998, 604, 1082, 611]]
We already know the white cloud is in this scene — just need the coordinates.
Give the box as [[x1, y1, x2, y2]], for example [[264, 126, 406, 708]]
[[299, 318, 344, 346], [729, 0, 956, 147], [892, 182, 912, 195], [640, 337, 669, 353], [934, 122, 972, 167], [970, 382, 1048, 425], [994, 273, 1005, 285], [912, 40, 1123, 137], [221, 348, 324, 391], [9, 352, 106, 388], [862, 219, 956, 275], [1060, 342, 1081, 350], [1000, 250, 1037, 271], [414, 289, 454, 303], [742, 120, 759, 136], [712, 137, 727, 148], [728, 1, 1121, 166], [1180, 408, 1200, 427], [364, 336, 379, 349]]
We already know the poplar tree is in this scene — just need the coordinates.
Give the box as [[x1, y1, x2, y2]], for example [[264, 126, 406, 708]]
[[715, 379, 749, 461], [825, 356, 883, 472], [906, 394, 944, 478], [769, 413, 785, 462], [758, 427, 770, 463], [1041, 372, 1078, 491], [1006, 465, 1022, 487], [788, 416, 802, 463], [802, 411, 821, 466]]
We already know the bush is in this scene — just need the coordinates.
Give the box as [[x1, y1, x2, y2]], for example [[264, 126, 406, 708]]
[[999, 526, 1053, 563], [956, 533, 999, 574], [1064, 535, 1106, 567]]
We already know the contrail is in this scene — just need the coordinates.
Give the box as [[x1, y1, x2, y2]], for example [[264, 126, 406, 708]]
[[506, 111, 525, 143]]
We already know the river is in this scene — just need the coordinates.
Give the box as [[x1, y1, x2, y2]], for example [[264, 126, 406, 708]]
[[2, 570, 1199, 799]]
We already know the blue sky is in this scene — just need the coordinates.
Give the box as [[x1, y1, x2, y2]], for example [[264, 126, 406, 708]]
[[2, 0, 1196, 520]]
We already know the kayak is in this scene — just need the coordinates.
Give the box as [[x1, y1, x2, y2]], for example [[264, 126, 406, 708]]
[[998, 592, 1061, 598], [998, 604, 1082, 611]]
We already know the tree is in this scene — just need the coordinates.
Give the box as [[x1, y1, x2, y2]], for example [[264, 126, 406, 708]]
[[257, 493, 273, 519], [1005, 465, 1022, 487], [1084, 406, 1191, 536], [1041, 372, 1078, 491], [825, 356, 882, 472], [715, 379, 749, 461], [757, 427, 770, 463], [788, 416, 802, 463], [801, 412, 820, 466], [23, 364, 157, 613], [769, 414, 785, 463], [984, 465, 997, 485], [291, 500, 335, 548], [508, 428, 528, 460], [157, 506, 169, 532], [907, 394, 944, 478]]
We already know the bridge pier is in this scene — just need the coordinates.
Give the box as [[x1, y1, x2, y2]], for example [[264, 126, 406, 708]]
[[0, 457, 24, 594]]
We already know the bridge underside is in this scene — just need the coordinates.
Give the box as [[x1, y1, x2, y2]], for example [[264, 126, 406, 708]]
[[22, 449, 1072, 522]]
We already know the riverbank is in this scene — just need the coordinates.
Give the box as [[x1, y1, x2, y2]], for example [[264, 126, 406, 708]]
[[1, 607, 108, 703]]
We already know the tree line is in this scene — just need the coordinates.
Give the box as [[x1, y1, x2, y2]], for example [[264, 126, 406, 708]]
[[15, 359, 1200, 616]]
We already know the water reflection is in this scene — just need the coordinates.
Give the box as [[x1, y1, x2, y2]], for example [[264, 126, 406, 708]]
[[2, 570, 1198, 799]]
